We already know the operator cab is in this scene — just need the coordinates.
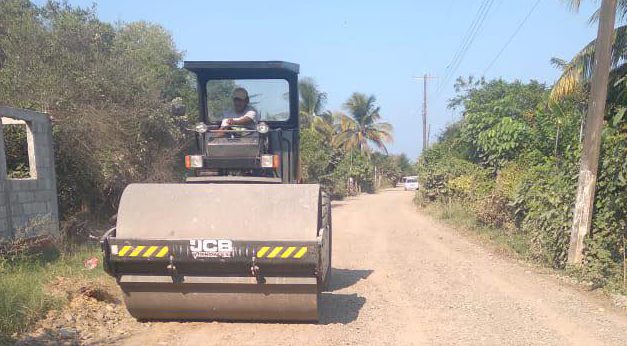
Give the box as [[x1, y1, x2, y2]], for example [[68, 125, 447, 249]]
[[183, 61, 300, 184]]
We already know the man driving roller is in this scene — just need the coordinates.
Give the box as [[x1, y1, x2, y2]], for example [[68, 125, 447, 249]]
[[221, 87, 259, 129]]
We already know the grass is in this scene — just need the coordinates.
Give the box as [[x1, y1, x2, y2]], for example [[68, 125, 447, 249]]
[[0, 244, 105, 343], [418, 198, 530, 260]]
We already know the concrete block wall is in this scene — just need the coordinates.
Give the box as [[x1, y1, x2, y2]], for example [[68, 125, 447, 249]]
[[0, 106, 59, 241]]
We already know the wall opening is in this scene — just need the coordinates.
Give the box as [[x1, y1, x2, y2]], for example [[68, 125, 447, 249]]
[[3, 120, 35, 179]]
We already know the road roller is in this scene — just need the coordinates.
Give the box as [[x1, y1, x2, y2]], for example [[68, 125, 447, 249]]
[[101, 61, 332, 322]]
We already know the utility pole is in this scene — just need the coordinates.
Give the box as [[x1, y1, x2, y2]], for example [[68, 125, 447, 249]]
[[414, 75, 438, 153], [427, 124, 431, 148], [568, 0, 617, 265]]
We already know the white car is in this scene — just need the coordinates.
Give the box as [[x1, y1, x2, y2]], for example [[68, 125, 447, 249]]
[[404, 176, 419, 191]]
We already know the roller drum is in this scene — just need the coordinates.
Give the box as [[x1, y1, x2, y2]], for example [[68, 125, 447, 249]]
[[108, 183, 327, 322], [120, 276, 318, 321]]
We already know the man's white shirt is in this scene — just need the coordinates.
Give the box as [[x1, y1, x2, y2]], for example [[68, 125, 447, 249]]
[[222, 106, 259, 127]]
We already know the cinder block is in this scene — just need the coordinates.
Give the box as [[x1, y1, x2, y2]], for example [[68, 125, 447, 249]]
[[33, 192, 46, 202], [25, 202, 42, 214], [30, 122, 42, 133], [8, 182, 21, 191], [22, 203, 33, 214], [35, 203, 47, 214], [40, 179, 52, 190], [11, 181, 35, 191], [25, 180, 38, 190], [11, 204, 23, 215], [31, 201, 46, 212], [17, 192, 34, 203]]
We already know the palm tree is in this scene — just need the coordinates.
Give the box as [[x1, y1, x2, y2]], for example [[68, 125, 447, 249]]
[[333, 92, 394, 154], [299, 77, 327, 128], [312, 110, 339, 143], [551, 1, 627, 101]]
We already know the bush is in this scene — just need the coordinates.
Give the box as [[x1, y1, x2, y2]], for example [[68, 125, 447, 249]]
[[300, 128, 333, 184], [581, 123, 627, 287], [474, 193, 516, 231], [417, 77, 627, 291], [0, 1, 196, 222], [417, 142, 492, 203], [495, 161, 525, 201]]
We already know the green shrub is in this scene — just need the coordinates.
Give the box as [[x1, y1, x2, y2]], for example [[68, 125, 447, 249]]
[[474, 193, 516, 231], [581, 123, 627, 288], [417, 77, 627, 290], [514, 159, 577, 268], [417, 143, 492, 203], [495, 161, 525, 201]]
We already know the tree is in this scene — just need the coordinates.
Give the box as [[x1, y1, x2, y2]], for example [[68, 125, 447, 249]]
[[312, 110, 340, 143], [448, 79, 548, 169], [396, 153, 415, 176], [0, 1, 195, 217], [299, 77, 327, 128], [550, 0, 627, 101], [334, 92, 393, 154]]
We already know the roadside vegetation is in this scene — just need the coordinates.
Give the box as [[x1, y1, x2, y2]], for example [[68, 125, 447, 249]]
[[416, 1, 627, 294], [416, 75, 626, 292]]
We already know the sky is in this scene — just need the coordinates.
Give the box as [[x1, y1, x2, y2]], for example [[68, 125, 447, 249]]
[[34, 0, 600, 159]]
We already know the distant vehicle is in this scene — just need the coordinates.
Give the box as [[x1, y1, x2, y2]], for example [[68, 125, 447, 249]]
[[396, 177, 406, 188], [404, 176, 419, 191]]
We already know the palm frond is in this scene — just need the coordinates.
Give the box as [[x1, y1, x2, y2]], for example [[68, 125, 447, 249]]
[[312, 114, 336, 143], [550, 25, 627, 102], [562, 0, 584, 13], [299, 77, 327, 117], [550, 57, 569, 69], [607, 61, 627, 103], [584, 1, 627, 24]]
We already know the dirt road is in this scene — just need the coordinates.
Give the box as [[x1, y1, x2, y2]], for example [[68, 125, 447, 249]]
[[117, 188, 627, 345]]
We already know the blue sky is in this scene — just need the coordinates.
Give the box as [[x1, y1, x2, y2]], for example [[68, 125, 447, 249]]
[[35, 0, 600, 159]]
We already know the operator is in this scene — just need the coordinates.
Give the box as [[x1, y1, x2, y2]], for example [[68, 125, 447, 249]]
[[220, 87, 259, 129]]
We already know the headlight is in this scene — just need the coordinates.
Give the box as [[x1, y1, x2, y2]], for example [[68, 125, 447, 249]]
[[185, 155, 203, 168], [194, 122, 209, 133], [256, 122, 270, 134], [261, 154, 279, 168]]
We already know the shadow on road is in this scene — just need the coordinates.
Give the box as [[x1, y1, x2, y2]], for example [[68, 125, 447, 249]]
[[317, 268, 372, 324], [319, 293, 366, 325], [328, 268, 373, 292], [331, 201, 349, 209]]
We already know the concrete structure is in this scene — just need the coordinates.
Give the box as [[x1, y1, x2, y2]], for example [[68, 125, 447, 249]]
[[0, 106, 59, 241]]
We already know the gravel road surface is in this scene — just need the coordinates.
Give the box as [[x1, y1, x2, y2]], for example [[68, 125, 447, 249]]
[[116, 188, 627, 346]]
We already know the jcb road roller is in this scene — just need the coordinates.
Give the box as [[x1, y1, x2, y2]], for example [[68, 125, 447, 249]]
[[101, 61, 331, 322]]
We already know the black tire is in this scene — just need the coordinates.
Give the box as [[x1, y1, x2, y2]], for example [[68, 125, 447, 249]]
[[318, 191, 332, 291]]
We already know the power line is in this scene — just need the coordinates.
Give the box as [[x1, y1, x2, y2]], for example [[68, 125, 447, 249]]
[[438, 0, 490, 90], [442, 0, 494, 91], [437, 0, 495, 97], [483, 0, 542, 75]]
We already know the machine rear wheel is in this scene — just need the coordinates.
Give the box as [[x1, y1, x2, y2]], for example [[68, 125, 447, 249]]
[[318, 191, 332, 291]]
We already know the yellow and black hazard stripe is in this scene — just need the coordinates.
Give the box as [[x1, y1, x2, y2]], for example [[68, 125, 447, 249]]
[[256, 246, 308, 259], [116, 245, 169, 258]]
